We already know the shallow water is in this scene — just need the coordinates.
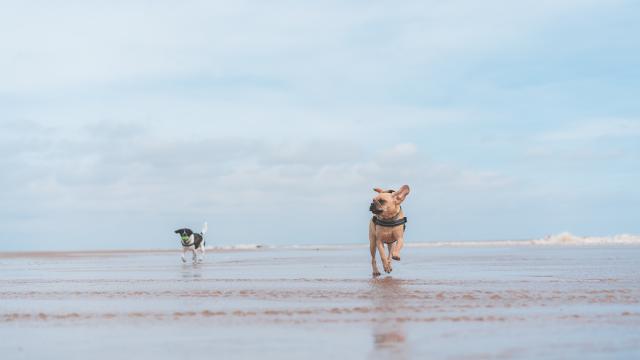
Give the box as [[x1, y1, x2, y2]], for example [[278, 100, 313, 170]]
[[1, 246, 639, 359]]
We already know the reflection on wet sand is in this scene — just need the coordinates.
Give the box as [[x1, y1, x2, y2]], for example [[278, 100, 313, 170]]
[[369, 277, 409, 360], [181, 263, 203, 279], [1, 247, 640, 359]]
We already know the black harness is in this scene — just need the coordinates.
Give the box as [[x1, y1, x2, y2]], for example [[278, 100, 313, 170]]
[[372, 216, 407, 231]]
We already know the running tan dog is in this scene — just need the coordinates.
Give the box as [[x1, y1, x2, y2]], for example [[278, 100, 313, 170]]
[[369, 185, 410, 276]]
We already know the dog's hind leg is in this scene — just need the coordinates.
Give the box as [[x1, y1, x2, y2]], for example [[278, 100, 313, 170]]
[[392, 235, 404, 261], [199, 245, 205, 262]]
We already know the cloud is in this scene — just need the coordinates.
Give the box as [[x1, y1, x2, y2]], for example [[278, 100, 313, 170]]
[[83, 121, 147, 139], [538, 118, 640, 142], [0, 0, 614, 97], [0, 115, 521, 250], [524, 118, 640, 163], [1, 1, 638, 249], [0, 121, 510, 217], [380, 143, 418, 158]]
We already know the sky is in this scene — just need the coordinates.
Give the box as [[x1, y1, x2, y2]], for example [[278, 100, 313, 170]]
[[1, 0, 639, 251]]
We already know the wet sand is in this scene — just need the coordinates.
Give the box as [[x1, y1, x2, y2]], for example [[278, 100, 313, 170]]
[[1, 246, 639, 359]]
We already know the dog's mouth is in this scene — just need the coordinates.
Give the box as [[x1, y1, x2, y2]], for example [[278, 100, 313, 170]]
[[369, 202, 383, 214]]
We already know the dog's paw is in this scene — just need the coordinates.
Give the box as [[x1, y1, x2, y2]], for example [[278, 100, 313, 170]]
[[372, 271, 381, 277], [383, 263, 392, 273], [392, 255, 401, 261]]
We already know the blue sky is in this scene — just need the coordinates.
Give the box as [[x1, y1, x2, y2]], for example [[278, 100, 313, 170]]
[[1, 0, 638, 250]]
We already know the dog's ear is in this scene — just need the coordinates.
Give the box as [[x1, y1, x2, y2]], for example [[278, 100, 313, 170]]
[[393, 185, 410, 203], [373, 188, 384, 193]]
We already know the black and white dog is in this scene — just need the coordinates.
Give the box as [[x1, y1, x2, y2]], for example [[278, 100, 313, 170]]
[[175, 222, 208, 263]]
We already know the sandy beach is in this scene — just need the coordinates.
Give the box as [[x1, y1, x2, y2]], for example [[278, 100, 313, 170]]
[[1, 244, 639, 359]]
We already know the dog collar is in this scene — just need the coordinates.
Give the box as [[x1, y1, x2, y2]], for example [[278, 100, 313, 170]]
[[372, 206, 407, 230], [372, 216, 407, 229]]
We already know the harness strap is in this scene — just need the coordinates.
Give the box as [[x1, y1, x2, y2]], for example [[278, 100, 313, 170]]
[[372, 216, 407, 231], [182, 233, 205, 248]]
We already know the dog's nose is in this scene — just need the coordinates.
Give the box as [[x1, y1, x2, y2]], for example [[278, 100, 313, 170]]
[[369, 202, 375, 211]]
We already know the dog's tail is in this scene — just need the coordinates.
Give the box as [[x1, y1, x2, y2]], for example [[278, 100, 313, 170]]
[[201, 222, 208, 236]]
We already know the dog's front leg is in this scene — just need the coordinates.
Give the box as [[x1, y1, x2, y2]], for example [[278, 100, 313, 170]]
[[181, 247, 187, 263], [369, 231, 380, 277], [191, 248, 197, 263], [377, 240, 392, 273]]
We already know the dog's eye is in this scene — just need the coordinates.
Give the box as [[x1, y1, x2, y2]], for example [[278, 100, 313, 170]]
[[379, 200, 386, 205]]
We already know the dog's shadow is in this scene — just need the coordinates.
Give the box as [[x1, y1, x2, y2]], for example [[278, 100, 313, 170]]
[[368, 277, 410, 359]]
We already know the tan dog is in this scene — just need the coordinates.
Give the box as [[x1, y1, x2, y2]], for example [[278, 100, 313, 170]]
[[369, 185, 410, 276]]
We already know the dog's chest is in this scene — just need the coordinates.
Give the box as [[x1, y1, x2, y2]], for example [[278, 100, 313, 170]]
[[376, 227, 400, 243]]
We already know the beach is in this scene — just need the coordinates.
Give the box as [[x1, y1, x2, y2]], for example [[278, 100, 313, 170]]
[[1, 244, 639, 359]]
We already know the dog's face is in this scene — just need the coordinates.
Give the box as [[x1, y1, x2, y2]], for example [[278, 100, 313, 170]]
[[369, 185, 410, 218], [174, 228, 193, 243], [175, 228, 193, 236]]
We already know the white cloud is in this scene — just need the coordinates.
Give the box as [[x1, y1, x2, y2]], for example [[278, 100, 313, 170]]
[[380, 143, 418, 158], [524, 118, 640, 163], [538, 118, 640, 142], [0, 0, 612, 95], [0, 1, 637, 249], [0, 120, 511, 219]]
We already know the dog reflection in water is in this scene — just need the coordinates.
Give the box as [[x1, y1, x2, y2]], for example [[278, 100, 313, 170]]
[[369, 277, 409, 359], [374, 329, 406, 348]]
